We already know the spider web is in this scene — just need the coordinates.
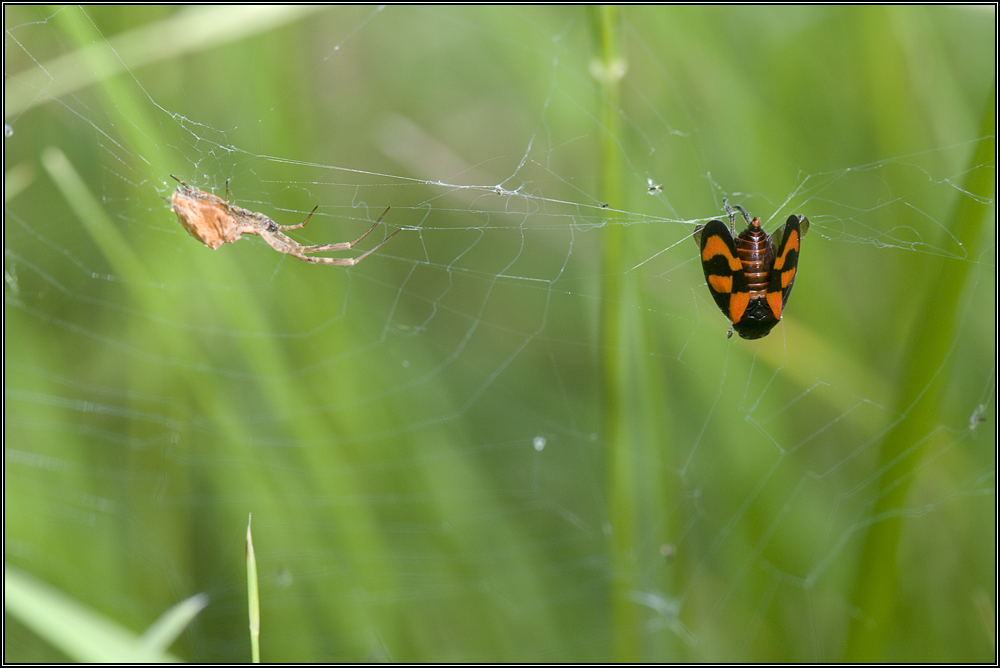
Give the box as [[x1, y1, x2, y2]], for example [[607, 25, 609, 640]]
[[4, 6, 995, 662]]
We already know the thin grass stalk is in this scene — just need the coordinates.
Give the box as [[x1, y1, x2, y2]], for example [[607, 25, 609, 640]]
[[589, 6, 642, 662]]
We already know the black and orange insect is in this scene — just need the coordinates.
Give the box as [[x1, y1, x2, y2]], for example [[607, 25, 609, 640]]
[[693, 199, 809, 340]]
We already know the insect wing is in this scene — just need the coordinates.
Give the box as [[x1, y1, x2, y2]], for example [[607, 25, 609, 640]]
[[697, 219, 751, 324], [764, 215, 805, 319]]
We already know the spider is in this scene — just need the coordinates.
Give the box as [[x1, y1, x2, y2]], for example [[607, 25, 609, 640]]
[[169, 175, 400, 265]]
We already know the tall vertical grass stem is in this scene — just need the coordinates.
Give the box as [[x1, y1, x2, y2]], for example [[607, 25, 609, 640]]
[[247, 513, 260, 663], [844, 88, 995, 660], [589, 6, 640, 662]]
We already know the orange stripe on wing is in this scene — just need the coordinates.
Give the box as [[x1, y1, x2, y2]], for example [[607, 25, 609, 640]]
[[766, 290, 783, 319], [702, 236, 742, 272], [772, 229, 800, 270], [729, 291, 750, 323], [781, 267, 796, 288], [709, 275, 733, 293]]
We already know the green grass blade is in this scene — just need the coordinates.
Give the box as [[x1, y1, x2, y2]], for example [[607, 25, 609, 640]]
[[139, 593, 209, 655], [247, 513, 261, 663], [40, 146, 150, 284], [6, 6, 324, 119], [4, 564, 183, 663], [844, 87, 995, 661]]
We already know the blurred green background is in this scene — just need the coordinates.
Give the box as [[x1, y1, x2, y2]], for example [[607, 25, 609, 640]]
[[4, 6, 995, 662]]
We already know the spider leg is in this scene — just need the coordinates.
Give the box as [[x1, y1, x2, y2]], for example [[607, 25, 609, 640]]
[[289, 255, 362, 265], [290, 207, 392, 253], [723, 197, 751, 232], [277, 205, 319, 231], [290, 226, 402, 265], [733, 204, 751, 226]]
